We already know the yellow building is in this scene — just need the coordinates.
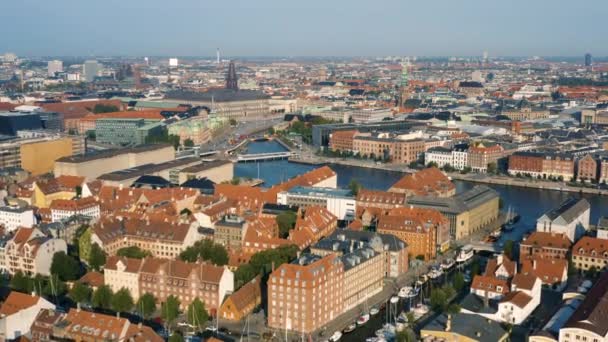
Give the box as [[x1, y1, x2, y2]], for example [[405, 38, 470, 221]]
[[20, 138, 74, 176], [32, 175, 83, 208]]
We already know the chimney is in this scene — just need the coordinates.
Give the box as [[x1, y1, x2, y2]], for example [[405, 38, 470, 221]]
[[483, 290, 489, 308], [445, 314, 451, 332]]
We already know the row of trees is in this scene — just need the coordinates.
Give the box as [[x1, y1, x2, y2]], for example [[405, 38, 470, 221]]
[[317, 148, 390, 163], [234, 245, 299, 289], [179, 239, 229, 266]]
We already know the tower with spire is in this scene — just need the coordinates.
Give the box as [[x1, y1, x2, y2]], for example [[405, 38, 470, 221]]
[[226, 61, 238, 91]]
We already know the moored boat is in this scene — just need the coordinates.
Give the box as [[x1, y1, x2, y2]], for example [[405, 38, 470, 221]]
[[357, 313, 370, 326]]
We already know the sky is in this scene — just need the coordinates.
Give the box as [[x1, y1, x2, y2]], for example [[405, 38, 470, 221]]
[[1, 0, 607, 57]]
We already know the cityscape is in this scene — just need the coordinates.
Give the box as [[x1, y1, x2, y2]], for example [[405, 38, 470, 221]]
[[1, 1, 608, 342]]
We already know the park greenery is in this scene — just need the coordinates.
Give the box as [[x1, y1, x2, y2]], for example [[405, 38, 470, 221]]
[[179, 239, 229, 266], [116, 246, 152, 259], [234, 244, 299, 289], [276, 211, 297, 238]]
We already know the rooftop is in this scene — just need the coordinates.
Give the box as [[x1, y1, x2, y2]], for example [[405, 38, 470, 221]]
[[165, 89, 270, 102]]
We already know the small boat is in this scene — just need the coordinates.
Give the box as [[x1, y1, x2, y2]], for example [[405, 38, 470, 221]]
[[390, 296, 399, 304], [428, 267, 443, 280], [463, 274, 472, 283], [343, 324, 356, 334], [441, 258, 456, 270], [357, 314, 370, 326], [329, 331, 342, 342], [398, 286, 412, 298], [413, 304, 430, 317], [370, 307, 380, 316], [502, 206, 517, 231], [405, 286, 419, 299], [490, 229, 502, 238], [456, 247, 474, 263]]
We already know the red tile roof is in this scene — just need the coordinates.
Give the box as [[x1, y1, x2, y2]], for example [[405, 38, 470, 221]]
[[0, 291, 42, 316], [389, 167, 455, 196]]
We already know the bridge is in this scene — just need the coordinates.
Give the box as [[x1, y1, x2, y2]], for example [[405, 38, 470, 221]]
[[236, 151, 297, 162], [464, 241, 502, 254]]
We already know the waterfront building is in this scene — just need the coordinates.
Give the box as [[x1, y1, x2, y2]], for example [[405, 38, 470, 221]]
[[312, 120, 422, 147], [559, 272, 608, 342], [355, 189, 407, 226], [96, 157, 200, 187], [166, 116, 211, 145], [520, 231, 572, 260], [536, 197, 590, 242], [277, 186, 355, 220], [508, 152, 575, 180], [1, 227, 67, 276], [0, 292, 55, 340], [424, 144, 469, 170], [0, 205, 35, 232], [377, 207, 449, 260], [352, 134, 425, 164], [288, 206, 337, 249], [177, 160, 234, 185], [420, 313, 509, 342], [571, 236, 608, 272], [467, 142, 504, 173], [407, 185, 500, 239], [389, 167, 455, 197], [104, 256, 234, 312], [328, 129, 359, 152], [54, 144, 174, 180], [577, 154, 598, 182], [219, 276, 262, 321], [267, 254, 344, 335]]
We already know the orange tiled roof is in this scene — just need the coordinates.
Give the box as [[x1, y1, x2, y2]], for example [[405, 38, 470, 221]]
[[521, 257, 567, 285], [50, 197, 99, 211], [572, 236, 608, 258], [389, 167, 455, 196], [500, 290, 533, 308], [471, 275, 510, 294], [0, 291, 42, 316], [40, 100, 124, 119], [522, 231, 572, 250]]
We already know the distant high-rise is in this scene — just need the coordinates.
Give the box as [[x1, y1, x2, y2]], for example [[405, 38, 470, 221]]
[[585, 53, 592, 67], [169, 58, 179, 67], [483, 51, 489, 62], [226, 61, 238, 90], [216, 48, 221, 64], [83, 60, 101, 82], [47, 60, 63, 77]]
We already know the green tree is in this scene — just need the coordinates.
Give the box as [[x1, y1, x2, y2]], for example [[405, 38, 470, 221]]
[[88, 243, 106, 271], [447, 303, 461, 314], [430, 287, 451, 312], [396, 328, 416, 342], [51, 251, 81, 281], [426, 161, 439, 168], [136, 293, 157, 319], [92, 285, 113, 310], [116, 246, 151, 259], [75, 185, 82, 197], [503, 240, 515, 260], [169, 333, 184, 342], [92, 104, 119, 114], [453, 272, 465, 292], [487, 162, 497, 174], [186, 298, 208, 331], [179, 240, 228, 266], [348, 179, 362, 196], [78, 227, 93, 262], [161, 295, 181, 329], [183, 138, 194, 148], [229, 118, 237, 126], [276, 211, 297, 238], [43, 274, 67, 298], [111, 288, 134, 317], [10, 271, 32, 293], [69, 282, 92, 307], [234, 264, 258, 289], [471, 259, 481, 276]]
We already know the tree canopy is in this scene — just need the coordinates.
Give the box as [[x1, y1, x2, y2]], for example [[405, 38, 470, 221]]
[[186, 298, 208, 331], [348, 179, 362, 196], [92, 104, 119, 114], [88, 243, 106, 271], [179, 239, 228, 266], [161, 295, 180, 327], [51, 251, 82, 281], [116, 246, 151, 259], [69, 282, 92, 306], [503, 240, 515, 260], [92, 285, 113, 310], [136, 293, 157, 319], [234, 245, 298, 288], [276, 211, 297, 238], [111, 288, 134, 316]]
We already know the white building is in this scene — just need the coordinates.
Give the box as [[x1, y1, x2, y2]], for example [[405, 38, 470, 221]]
[[536, 198, 590, 242], [1, 227, 67, 276], [83, 60, 100, 82], [47, 60, 63, 77], [424, 145, 469, 170], [0, 206, 35, 232], [497, 274, 541, 325], [0, 291, 55, 340], [169, 58, 179, 67], [50, 198, 100, 223], [277, 186, 355, 220], [348, 108, 392, 123]]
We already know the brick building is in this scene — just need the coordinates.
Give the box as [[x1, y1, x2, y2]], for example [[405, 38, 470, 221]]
[[329, 130, 359, 152], [508, 152, 575, 180], [520, 231, 572, 261]]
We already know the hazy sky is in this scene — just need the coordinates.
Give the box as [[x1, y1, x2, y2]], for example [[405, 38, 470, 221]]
[[2, 0, 607, 57]]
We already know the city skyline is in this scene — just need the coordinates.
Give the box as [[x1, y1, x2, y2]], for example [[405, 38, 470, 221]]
[[1, 0, 607, 57]]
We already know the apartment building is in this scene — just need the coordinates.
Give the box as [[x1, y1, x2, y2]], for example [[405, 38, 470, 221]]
[[467, 143, 504, 173], [105, 256, 234, 312], [0, 205, 35, 232], [388, 167, 456, 197], [571, 236, 608, 272], [1, 227, 67, 276], [91, 217, 199, 259], [32, 175, 84, 208], [377, 207, 450, 259], [329, 129, 359, 152], [352, 135, 426, 164], [267, 254, 344, 335], [424, 144, 469, 170], [508, 152, 575, 180], [0, 292, 55, 340], [288, 206, 338, 249], [577, 154, 598, 182], [520, 231, 572, 260], [277, 186, 355, 220], [214, 215, 249, 250], [49, 197, 100, 222]]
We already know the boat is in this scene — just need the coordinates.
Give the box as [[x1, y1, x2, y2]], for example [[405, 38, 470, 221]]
[[405, 285, 419, 299], [329, 331, 342, 342], [413, 304, 430, 319], [370, 307, 380, 316], [357, 314, 370, 326], [490, 228, 502, 238], [441, 258, 456, 270], [428, 267, 443, 280], [390, 296, 399, 304], [343, 324, 356, 334], [398, 286, 412, 298], [456, 247, 474, 263], [502, 205, 518, 231]]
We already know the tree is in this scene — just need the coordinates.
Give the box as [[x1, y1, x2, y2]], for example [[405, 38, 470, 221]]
[[461, 166, 472, 174], [43, 274, 67, 298], [51, 251, 81, 281], [229, 118, 237, 126], [503, 240, 515, 260], [10, 271, 32, 293], [69, 282, 92, 307], [116, 246, 151, 259], [75, 185, 82, 197], [169, 333, 184, 342], [426, 161, 438, 168], [430, 287, 448, 312], [183, 138, 194, 148], [396, 328, 416, 342], [112, 288, 134, 317], [92, 285, 113, 310], [179, 240, 229, 266], [453, 272, 465, 292], [186, 298, 208, 331], [471, 259, 481, 276], [78, 227, 92, 262], [92, 104, 119, 114], [447, 303, 461, 314], [136, 293, 157, 319], [230, 177, 241, 185], [234, 264, 258, 289], [348, 179, 362, 196], [487, 162, 497, 174], [88, 243, 106, 271], [276, 211, 297, 238], [161, 295, 181, 329]]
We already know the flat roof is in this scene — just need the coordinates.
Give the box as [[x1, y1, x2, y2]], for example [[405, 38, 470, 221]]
[[285, 186, 353, 198], [56, 144, 172, 163], [97, 157, 199, 181], [179, 160, 233, 173], [165, 89, 270, 102]]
